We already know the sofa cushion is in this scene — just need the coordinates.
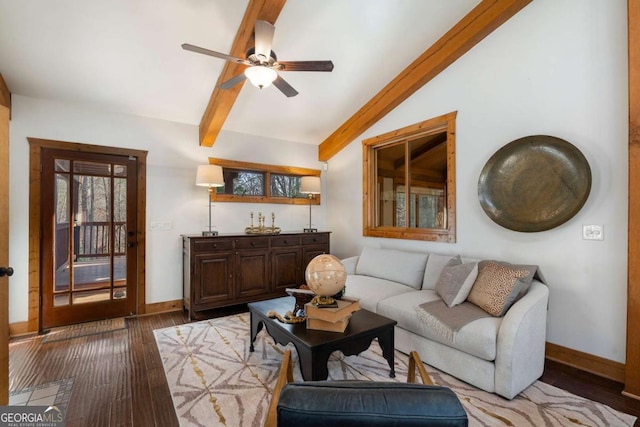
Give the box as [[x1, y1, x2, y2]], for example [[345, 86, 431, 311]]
[[355, 247, 428, 290], [435, 256, 478, 307], [422, 253, 456, 290], [344, 275, 415, 313], [377, 290, 502, 361], [467, 261, 530, 316]]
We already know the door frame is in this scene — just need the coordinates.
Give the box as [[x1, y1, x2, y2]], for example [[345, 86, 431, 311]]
[[626, 0, 640, 398], [28, 138, 147, 332], [1, 74, 11, 405]]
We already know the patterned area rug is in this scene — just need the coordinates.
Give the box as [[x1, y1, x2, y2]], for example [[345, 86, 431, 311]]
[[154, 313, 637, 427], [42, 318, 128, 343]]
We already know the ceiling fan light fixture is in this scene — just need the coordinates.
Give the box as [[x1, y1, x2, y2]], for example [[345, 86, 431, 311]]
[[244, 66, 277, 89]]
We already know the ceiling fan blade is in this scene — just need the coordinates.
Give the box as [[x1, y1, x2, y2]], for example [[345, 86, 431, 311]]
[[218, 73, 247, 90], [277, 60, 334, 72], [273, 75, 299, 97], [254, 20, 275, 63], [182, 43, 251, 65]]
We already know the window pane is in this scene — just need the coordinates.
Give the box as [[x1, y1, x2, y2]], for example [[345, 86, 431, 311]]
[[225, 170, 264, 195], [408, 133, 447, 229], [113, 287, 127, 300], [375, 143, 405, 227], [54, 173, 70, 293], [73, 161, 111, 176], [73, 289, 111, 304], [54, 159, 70, 172], [114, 177, 127, 256], [271, 174, 305, 198], [114, 164, 127, 177], [73, 174, 112, 289], [53, 294, 70, 307]]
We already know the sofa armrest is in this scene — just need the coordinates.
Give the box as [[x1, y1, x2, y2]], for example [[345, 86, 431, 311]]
[[494, 280, 549, 399], [341, 256, 359, 275]]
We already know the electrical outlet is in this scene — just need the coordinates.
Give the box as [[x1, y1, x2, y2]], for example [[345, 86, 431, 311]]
[[150, 221, 172, 231], [582, 224, 604, 240]]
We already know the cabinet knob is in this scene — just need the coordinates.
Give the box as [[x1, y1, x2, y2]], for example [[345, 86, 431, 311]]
[[212, 244, 217, 248], [251, 241, 256, 246], [284, 240, 288, 244]]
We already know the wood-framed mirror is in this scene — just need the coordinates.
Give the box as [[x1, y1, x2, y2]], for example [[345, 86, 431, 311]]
[[362, 111, 456, 242]]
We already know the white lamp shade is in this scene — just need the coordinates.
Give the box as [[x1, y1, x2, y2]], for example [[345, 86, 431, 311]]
[[300, 176, 321, 194], [244, 66, 278, 89], [196, 165, 224, 187]]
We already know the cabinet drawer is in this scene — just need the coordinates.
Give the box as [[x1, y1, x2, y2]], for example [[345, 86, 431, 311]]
[[302, 234, 329, 245], [271, 236, 301, 247], [235, 238, 270, 249], [193, 239, 233, 252]]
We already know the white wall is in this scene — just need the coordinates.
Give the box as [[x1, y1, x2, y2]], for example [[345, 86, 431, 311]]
[[326, 0, 629, 363], [8, 95, 326, 322]]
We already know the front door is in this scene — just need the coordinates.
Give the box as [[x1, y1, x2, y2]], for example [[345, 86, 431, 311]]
[[40, 148, 138, 329]]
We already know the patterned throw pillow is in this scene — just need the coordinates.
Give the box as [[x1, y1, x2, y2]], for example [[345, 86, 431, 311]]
[[467, 261, 529, 316], [435, 255, 479, 308]]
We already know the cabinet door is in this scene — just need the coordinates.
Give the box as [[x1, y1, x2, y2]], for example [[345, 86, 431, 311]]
[[301, 233, 330, 285], [236, 249, 270, 298], [302, 246, 328, 266], [272, 247, 302, 292], [193, 252, 234, 307]]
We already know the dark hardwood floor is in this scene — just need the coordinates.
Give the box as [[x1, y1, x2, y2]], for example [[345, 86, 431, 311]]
[[9, 308, 640, 426]]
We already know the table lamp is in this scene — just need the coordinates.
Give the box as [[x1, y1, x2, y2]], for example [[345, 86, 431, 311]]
[[300, 176, 321, 233], [196, 165, 225, 236]]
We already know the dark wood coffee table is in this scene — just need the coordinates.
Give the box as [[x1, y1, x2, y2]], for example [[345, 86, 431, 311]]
[[248, 296, 397, 381]]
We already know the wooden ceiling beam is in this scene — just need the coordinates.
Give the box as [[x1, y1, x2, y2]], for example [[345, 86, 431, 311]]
[[318, 0, 532, 162], [0, 73, 10, 111], [198, 0, 287, 147]]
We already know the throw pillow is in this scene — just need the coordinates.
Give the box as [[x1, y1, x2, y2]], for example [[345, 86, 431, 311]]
[[467, 261, 529, 316], [477, 260, 540, 301], [435, 256, 479, 308]]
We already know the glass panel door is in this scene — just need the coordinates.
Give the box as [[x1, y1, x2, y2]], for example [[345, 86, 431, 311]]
[[41, 149, 137, 329]]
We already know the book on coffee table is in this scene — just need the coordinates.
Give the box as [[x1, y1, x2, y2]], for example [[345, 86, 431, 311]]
[[306, 315, 352, 333], [305, 298, 360, 323]]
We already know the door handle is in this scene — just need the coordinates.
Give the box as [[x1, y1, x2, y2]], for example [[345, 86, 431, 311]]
[[127, 242, 136, 248], [0, 267, 14, 277]]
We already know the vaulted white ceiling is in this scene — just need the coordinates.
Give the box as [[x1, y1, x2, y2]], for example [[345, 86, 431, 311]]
[[0, 0, 479, 145]]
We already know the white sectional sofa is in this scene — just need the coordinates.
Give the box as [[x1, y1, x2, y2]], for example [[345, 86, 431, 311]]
[[342, 247, 549, 400]]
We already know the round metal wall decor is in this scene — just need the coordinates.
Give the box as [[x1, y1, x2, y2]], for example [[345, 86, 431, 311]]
[[477, 135, 591, 232]]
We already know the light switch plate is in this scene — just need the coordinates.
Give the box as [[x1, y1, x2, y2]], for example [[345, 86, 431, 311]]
[[582, 224, 604, 240], [150, 221, 172, 231]]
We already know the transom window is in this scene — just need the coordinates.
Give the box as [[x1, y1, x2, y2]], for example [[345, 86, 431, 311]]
[[208, 158, 320, 205]]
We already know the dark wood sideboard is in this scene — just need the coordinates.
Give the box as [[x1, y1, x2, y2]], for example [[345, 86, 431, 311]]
[[182, 231, 330, 319]]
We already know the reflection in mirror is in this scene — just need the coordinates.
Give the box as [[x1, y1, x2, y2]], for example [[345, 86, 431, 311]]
[[407, 133, 447, 229], [364, 111, 456, 242], [375, 142, 404, 227]]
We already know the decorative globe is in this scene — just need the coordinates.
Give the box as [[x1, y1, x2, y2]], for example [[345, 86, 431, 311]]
[[305, 254, 347, 297]]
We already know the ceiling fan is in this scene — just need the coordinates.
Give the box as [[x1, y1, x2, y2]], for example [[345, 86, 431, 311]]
[[182, 20, 334, 98]]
